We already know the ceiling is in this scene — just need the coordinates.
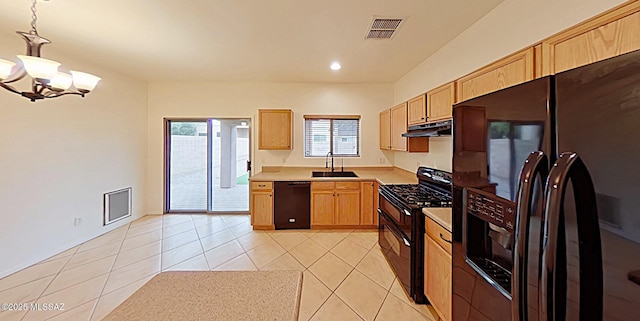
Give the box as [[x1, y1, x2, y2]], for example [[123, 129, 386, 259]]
[[0, 0, 503, 83]]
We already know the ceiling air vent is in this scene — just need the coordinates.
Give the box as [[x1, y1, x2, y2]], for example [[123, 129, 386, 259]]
[[366, 18, 404, 39]]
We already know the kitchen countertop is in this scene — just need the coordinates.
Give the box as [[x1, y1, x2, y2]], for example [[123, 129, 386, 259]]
[[103, 271, 303, 321], [423, 207, 452, 232], [250, 166, 418, 185]]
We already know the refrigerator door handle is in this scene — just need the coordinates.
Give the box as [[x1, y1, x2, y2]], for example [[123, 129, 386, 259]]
[[513, 151, 548, 321], [540, 152, 603, 321]]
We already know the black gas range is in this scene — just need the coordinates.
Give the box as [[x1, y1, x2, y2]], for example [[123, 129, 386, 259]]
[[378, 167, 452, 303], [382, 184, 452, 208]]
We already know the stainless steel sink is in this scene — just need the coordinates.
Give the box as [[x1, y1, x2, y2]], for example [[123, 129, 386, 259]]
[[312, 171, 358, 178]]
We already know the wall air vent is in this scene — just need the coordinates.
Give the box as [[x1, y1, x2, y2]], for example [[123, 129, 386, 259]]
[[104, 187, 132, 225], [366, 18, 404, 39]]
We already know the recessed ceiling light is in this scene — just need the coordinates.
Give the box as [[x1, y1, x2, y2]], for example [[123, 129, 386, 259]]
[[330, 62, 341, 71]]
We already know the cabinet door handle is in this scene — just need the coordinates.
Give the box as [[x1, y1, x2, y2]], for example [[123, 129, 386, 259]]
[[439, 233, 452, 244], [258, 184, 266, 187]]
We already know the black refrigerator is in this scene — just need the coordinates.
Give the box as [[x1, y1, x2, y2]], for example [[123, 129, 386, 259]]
[[452, 48, 640, 321]]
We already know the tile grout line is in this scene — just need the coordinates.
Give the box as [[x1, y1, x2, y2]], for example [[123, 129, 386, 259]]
[[91, 221, 165, 318], [120, 227, 163, 253], [372, 288, 392, 321], [42, 299, 99, 321], [309, 266, 365, 321], [29, 222, 131, 321], [17, 247, 79, 321], [304, 293, 333, 321], [0, 254, 70, 295], [306, 237, 396, 320], [288, 237, 327, 269], [201, 223, 245, 270], [282, 247, 307, 272], [86, 221, 135, 321], [245, 237, 280, 270], [192, 215, 212, 271], [160, 219, 203, 271]]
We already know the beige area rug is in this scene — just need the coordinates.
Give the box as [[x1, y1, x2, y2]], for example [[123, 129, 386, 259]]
[[103, 271, 303, 321]]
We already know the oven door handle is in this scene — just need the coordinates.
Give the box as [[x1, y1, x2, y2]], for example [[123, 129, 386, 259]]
[[379, 209, 411, 247]]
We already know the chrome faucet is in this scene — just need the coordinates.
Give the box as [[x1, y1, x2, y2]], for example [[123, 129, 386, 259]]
[[325, 152, 334, 172]]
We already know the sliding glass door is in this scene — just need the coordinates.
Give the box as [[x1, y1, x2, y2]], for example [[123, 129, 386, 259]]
[[167, 120, 208, 211], [210, 119, 250, 212], [165, 118, 251, 213]]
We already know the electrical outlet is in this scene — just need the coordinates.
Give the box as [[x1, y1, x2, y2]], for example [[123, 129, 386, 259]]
[[282, 157, 286, 163], [74, 217, 82, 226], [379, 157, 385, 164]]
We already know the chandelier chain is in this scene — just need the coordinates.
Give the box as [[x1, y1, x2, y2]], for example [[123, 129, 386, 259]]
[[30, 0, 38, 34]]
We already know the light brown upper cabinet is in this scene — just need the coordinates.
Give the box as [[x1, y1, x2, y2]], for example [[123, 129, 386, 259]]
[[407, 94, 427, 126], [379, 109, 391, 150], [541, 1, 640, 75], [380, 105, 428, 152], [427, 82, 455, 121], [258, 109, 292, 150], [456, 47, 535, 103], [390, 103, 408, 151]]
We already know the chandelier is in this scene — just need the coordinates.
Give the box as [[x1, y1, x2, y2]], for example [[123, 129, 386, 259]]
[[0, 0, 100, 102]]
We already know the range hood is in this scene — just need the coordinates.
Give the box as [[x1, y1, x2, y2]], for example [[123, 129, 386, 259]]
[[402, 119, 452, 137]]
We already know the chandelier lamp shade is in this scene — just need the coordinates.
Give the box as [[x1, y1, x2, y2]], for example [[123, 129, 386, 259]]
[[0, 0, 100, 102]]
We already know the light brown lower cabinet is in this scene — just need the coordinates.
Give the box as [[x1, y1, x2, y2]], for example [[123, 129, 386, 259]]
[[359, 181, 378, 227], [335, 189, 360, 225], [251, 181, 274, 229], [311, 191, 334, 225], [424, 218, 452, 321], [311, 181, 360, 227], [251, 179, 378, 229]]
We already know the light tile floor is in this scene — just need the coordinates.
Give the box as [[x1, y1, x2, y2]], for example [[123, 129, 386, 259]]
[[0, 214, 438, 321]]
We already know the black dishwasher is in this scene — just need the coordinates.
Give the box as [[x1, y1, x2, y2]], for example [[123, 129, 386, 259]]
[[274, 181, 310, 229]]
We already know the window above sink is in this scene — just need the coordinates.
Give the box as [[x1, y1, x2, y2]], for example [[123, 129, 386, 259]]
[[304, 115, 361, 157]]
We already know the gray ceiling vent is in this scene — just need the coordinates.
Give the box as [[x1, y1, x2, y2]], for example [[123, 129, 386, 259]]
[[366, 18, 404, 39]]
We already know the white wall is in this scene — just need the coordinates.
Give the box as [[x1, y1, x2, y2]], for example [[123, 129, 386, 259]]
[[147, 82, 394, 214], [0, 34, 148, 278], [391, 0, 627, 173]]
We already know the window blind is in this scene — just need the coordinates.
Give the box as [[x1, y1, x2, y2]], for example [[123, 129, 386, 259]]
[[304, 116, 360, 157]]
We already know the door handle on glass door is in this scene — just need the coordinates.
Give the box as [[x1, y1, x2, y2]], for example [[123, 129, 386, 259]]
[[512, 151, 548, 321], [540, 152, 603, 321]]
